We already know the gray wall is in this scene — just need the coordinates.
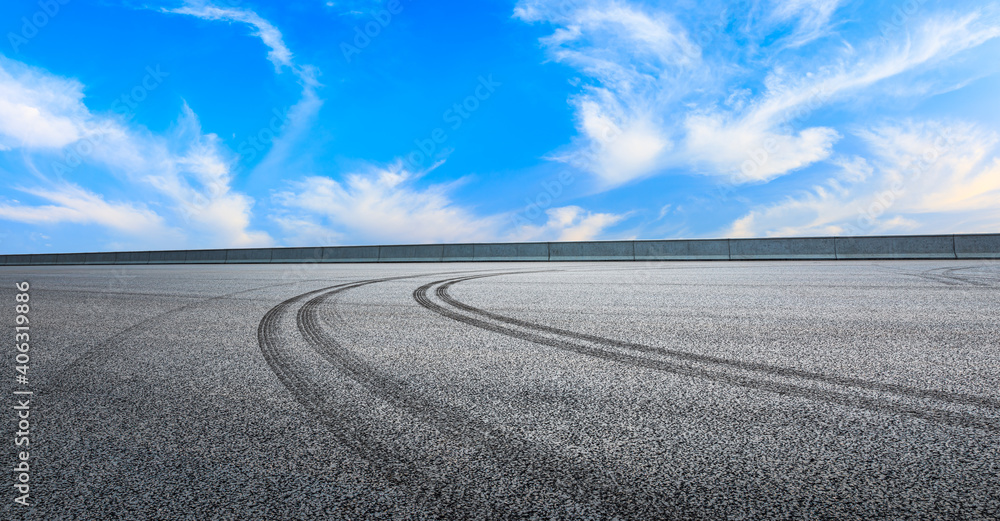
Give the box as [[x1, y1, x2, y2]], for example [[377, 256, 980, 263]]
[[2, 234, 998, 266]]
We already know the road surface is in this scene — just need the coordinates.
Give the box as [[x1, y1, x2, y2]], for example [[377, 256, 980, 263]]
[[2, 261, 998, 519]]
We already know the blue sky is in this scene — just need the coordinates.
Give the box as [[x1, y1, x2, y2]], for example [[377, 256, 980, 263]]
[[1, 0, 999, 253]]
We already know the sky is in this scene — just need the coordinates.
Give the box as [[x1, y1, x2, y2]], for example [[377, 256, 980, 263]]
[[1, 0, 999, 253]]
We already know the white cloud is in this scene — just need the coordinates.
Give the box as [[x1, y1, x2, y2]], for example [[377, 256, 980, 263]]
[[0, 56, 271, 248], [167, 4, 294, 72], [769, 0, 845, 48], [275, 165, 503, 244], [0, 56, 86, 149], [512, 205, 626, 242], [0, 184, 171, 236], [275, 163, 627, 244], [168, 2, 324, 190], [517, 0, 696, 186], [0, 4, 333, 249], [727, 119, 1000, 237], [516, 1, 1000, 188], [687, 11, 1000, 184], [684, 115, 840, 183]]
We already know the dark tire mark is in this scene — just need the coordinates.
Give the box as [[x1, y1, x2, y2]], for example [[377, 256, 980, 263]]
[[941, 266, 995, 286], [899, 266, 993, 287], [415, 274, 999, 432], [436, 275, 1000, 411], [48, 279, 332, 395], [297, 281, 482, 440], [257, 280, 423, 480], [292, 273, 664, 518], [261, 271, 660, 517]]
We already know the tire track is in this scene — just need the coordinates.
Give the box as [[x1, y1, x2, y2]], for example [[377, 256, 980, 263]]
[[942, 266, 997, 286], [415, 273, 1000, 432], [47, 279, 333, 395], [436, 275, 1000, 411], [886, 265, 994, 288], [921, 267, 991, 287], [295, 269, 559, 439], [297, 281, 482, 440], [257, 280, 423, 480], [261, 271, 661, 517]]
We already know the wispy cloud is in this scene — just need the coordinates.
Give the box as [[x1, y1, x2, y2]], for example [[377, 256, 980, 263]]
[[167, 4, 294, 72], [0, 56, 86, 150], [768, 0, 846, 48], [512, 205, 626, 242], [0, 3, 337, 250], [274, 163, 627, 244], [516, 1, 1000, 188], [0, 55, 271, 248], [727, 119, 1000, 237], [0, 183, 171, 236], [516, 0, 697, 187], [166, 2, 324, 187], [275, 165, 502, 244]]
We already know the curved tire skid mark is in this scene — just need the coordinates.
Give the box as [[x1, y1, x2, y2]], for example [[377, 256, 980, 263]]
[[436, 276, 1000, 411], [295, 273, 657, 518], [876, 264, 975, 288], [415, 274, 1000, 432], [298, 282, 479, 440], [296, 269, 561, 439], [899, 266, 992, 287], [920, 267, 988, 287], [48, 279, 332, 396], [941, 266, 995, 286], [258, 280, 427, 481]]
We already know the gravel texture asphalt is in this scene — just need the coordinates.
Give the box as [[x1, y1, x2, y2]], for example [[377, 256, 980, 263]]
[[1, 260, 998, 520]]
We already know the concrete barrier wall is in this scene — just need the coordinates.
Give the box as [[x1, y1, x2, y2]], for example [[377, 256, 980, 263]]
[[835, 235, 955, 259], [116, 251, 150, 264], [57, 254, 87, 265], [323, 246, 380, 263], [2, 234, 998, 265], [473, 243, 548, 261], [83, 252, 117, 265], [148, 251, 187, 264], [29, 254, 58, 265], [443, 244, 475, 262], [550, 241, 633, 261], [225, 248, 272, 264], [184, 250, 228, 264], [732, 237, 837, 260], [378, 245, 443, 262], [955, 234, 1000, 259], [635, 239, 729, 260], [271, 247, 324, 263]]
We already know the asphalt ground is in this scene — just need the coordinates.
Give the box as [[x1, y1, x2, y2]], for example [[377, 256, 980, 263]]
[[1, 260, 998, 519]]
